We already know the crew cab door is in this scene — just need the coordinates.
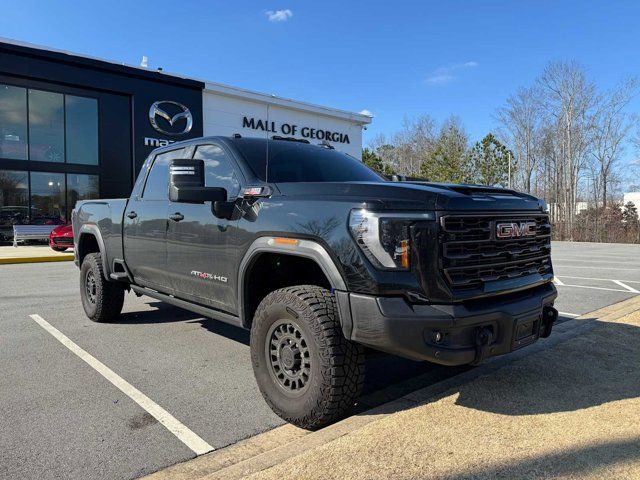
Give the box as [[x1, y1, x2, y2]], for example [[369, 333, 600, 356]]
[[166, 143, 242, 314], [123, 147, 188, 293]]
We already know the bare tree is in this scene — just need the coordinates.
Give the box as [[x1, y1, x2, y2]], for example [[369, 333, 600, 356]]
[[590, 78, 638, 208], [537, 61, 596, 239], [370, 116, 436, 176], [497, 86, 543, 193]]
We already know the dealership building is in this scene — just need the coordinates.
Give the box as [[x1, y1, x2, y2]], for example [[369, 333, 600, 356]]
[[0, 38, 371, 237]]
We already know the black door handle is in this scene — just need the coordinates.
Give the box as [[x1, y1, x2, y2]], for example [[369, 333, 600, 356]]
[[169, 212, 184, 222], [127, 211, 137, 219]]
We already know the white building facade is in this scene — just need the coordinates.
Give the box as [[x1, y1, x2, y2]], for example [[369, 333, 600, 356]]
[[202, 83, 370, 159]]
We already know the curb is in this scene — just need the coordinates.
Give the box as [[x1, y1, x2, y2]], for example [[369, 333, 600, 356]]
[[0, 254, 75, 265], [145, 295, 640, 480]]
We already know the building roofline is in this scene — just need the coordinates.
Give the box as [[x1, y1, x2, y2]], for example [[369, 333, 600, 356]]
[[0, 37, 372, 125], [0, 37, 204, 89], [203, 82, 372, 125]]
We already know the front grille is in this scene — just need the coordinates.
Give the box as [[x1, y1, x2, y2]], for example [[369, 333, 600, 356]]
[[440, 213, 552, 292], [53, 237, 74, 245]]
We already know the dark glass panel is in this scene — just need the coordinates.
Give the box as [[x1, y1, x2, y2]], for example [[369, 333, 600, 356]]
[[29, 90, 65, 163], [30, 172, 65, 224], [0, 170, 28, 240], [0, 85, 28, 160], [67, 173, 99, 214], [66, 95, 98, 165]]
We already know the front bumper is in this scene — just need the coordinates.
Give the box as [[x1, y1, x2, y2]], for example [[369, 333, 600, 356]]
[[336, 283, 558, 366], [49, 236, 74, 248]]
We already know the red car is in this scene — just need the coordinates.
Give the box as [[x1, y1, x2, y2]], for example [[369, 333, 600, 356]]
[[49, 224, 74, 252]]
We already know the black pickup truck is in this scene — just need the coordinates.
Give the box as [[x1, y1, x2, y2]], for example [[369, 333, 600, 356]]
[[72, 135, 558, 429]]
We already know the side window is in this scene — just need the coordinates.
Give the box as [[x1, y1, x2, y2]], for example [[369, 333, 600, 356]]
[[193, 144, 240, 199], [142, 148, 185, 200]]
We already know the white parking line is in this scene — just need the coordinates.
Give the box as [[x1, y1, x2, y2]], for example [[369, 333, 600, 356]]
[[553, 277, 565, 286], [553, 284, 631, 293], [558, 312, 580, 318], [555, 275, 640, 284], [29, 314, 214, 456], [553, 259, 640, 266], [553, 265, 640, 272], [612, 280, 640, 294]]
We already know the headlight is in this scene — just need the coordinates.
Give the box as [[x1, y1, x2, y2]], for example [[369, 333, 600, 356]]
[[348, 210, 434, 270], [541, 200, 550, 213]]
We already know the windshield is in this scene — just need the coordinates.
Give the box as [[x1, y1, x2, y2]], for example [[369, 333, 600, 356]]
[[233, 139, 384, 183]]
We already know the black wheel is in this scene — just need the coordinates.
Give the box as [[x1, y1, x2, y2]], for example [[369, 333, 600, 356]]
[[52, 246, 68, 252], [80, 253, 125, 323], [251, 285, 365, 429]]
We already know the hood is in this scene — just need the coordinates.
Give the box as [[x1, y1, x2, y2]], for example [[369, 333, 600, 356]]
[[274, 181, 546, 212], [52, 224, 73, 235]]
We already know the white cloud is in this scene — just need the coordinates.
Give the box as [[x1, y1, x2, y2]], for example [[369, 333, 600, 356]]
[[425, 61, 479, 86], [425, 74, 455, 85], [266, 9, 293, 22], [359, 109, 373, 117]]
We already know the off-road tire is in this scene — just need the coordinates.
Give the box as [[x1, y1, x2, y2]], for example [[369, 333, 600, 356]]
[[80, 253, 125, 323], [250, 285, 365, 429]]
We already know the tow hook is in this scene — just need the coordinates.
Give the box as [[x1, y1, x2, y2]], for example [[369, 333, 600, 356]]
[[540, 306, 558, 338], [472, 326, 494, 365]]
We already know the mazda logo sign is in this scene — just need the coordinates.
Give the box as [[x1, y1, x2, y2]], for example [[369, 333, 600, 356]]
[[496, 221, 537, 239], [149, 100, 193, 136]]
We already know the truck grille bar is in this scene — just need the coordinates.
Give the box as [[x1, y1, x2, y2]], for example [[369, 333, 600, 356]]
[[439, 213, 552, 292]]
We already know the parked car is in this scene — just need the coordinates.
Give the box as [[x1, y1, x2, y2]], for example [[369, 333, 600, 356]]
[[73, 135, 558, 429], [49, 223, 74, 251]]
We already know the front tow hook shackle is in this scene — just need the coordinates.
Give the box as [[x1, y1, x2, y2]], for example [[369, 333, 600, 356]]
[[540, 306, 559, 338], [472, 326, 494, 365]]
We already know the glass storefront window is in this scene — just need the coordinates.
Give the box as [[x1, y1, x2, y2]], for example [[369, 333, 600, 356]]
[[67, 173, 99, 211], [28, 90, 65, 163], [0, 85, 28, 160], [66, 96, 98, 165], [0, 170, 29, 240], [30, 172, 65, 224]]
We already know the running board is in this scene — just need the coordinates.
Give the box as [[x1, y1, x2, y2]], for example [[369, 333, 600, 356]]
[[130, 285, 243, 328]]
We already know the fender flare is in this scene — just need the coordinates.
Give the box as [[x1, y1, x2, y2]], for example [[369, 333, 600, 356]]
[[237, 236, 347, 326], [77, 224, 109, 278]]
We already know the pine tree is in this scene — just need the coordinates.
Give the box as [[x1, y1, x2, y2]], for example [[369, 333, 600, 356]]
[[362, 147, 395, 176], [468, 133, 514, 187], [420, 117, 471, 183]]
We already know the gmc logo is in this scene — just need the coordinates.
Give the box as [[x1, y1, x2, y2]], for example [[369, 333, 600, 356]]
[[496, 221, 537, 239]]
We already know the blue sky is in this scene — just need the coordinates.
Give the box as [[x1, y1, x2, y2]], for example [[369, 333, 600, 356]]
[[2, 0, 639, 148]]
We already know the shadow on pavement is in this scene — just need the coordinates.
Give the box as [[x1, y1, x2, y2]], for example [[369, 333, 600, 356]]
[[115, 301, 470, 406], [452, 320, 640, 416], [115, 301, 640, 420]]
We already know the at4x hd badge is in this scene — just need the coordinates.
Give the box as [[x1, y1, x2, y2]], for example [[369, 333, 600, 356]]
[[190, 270, 228, 283]]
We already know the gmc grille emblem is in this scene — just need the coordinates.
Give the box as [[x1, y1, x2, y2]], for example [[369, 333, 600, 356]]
[[496, 221, 537, 239]]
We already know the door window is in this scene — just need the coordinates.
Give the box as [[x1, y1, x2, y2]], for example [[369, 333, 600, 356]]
[[142, 148, 185, 200], [193, 145, 240, 199]]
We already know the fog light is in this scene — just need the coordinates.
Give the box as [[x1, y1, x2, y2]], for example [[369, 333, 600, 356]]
[[433, 331, 443, 343]]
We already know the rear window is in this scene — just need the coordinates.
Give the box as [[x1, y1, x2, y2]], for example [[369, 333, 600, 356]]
[[234, 140, 383, 183]]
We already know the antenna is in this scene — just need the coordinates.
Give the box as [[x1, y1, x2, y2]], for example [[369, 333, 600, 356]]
[[265, 103, 270, 182]]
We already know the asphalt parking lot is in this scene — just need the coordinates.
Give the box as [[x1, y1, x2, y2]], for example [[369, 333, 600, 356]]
[[1, 241, 638, 480]]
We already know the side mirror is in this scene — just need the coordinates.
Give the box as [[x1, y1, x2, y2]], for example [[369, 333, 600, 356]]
[[169, 159, 227, 203], [213, 200, 237, 220]]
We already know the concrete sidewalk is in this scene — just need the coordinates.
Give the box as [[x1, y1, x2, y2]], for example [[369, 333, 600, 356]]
[[149, 296, 640, 480], [0, 245, 74, 264], [248, 308, 640, 479]]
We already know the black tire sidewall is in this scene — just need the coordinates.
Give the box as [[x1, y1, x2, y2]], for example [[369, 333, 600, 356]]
[[252, 297, 324, 420], [80, 254, 99, 319]]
